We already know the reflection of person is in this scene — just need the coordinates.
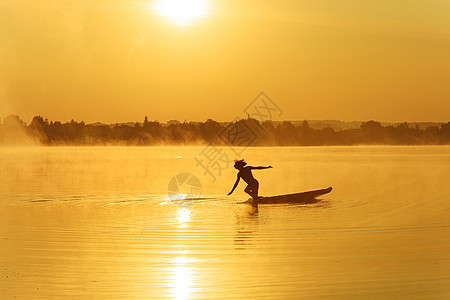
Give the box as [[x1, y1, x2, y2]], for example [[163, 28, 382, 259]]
[[227, 159, 272, 199]]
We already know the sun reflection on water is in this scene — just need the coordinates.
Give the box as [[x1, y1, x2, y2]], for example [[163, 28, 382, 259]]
[[170, 208, 195, 300], [172, 264, 194, 300], [176, 207, 191, 229]]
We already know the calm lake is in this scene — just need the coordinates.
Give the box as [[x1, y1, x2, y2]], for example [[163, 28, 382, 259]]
[[1, 146, 450, 299]]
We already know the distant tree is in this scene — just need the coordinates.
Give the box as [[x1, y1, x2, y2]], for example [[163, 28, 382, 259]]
[[319, 127, 337, 145], [360, 120, 384, 143], [361, 120, 382, 131], [277, 121, 297, 145], [3, 115, 25, 128], [30, 115, 48, 131], [200, 119, 222, 143], [298, 120, 313, 145], [0, 115, 30, 145], [167, 120, 181, 126], [260, 121, 276, 145], [440, 122, 450, 143], [47, 121, 64, 144], [424, 125, 440, 144], [142, 119, 163, 143], [29, 115, 49, 143]]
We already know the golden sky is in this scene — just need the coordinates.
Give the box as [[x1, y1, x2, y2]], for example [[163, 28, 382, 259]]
[[1, 0, 449, 123]]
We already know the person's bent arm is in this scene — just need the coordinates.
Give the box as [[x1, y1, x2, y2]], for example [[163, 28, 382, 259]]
[[227, 174, 240, 195]]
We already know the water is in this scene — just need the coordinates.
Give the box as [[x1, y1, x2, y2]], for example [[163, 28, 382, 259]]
[[1, 146, 450, 299]]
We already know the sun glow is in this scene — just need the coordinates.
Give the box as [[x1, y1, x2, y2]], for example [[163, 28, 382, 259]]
[[155, 0, 208, 25]]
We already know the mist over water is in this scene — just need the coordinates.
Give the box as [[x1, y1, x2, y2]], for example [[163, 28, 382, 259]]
[[1, 116, 449, 146], [1, 146, 450, 299]]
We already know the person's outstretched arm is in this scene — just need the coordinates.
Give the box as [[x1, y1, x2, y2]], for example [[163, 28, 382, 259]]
[[250, 166, 273, 170], [227, 174, 241, 195]]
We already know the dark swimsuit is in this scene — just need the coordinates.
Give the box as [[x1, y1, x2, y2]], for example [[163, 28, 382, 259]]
[[240, 167, 259, 196]]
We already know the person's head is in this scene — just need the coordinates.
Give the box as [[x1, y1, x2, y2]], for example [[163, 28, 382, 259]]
[[234, 159, 247, 170]]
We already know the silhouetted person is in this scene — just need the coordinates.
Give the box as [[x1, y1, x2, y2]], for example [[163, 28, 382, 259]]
[[227, 159, 272, 200]]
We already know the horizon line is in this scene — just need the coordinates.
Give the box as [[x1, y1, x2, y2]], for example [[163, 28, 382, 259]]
[[1, 114, 448, 125]]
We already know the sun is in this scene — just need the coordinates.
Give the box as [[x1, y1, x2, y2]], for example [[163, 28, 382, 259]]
[[155, 0, 208, 26]]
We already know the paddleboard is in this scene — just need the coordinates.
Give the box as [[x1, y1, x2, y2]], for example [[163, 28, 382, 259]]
[[251, 187, 332, 204]]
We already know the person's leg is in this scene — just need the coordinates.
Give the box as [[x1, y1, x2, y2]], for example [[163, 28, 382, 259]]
[[253, 180, 259, 198], [245, 182, 259, 199], [244, 185, 252, 197]]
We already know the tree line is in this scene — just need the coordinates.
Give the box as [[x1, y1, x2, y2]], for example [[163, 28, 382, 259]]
[[0, 115, 449, 146]]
